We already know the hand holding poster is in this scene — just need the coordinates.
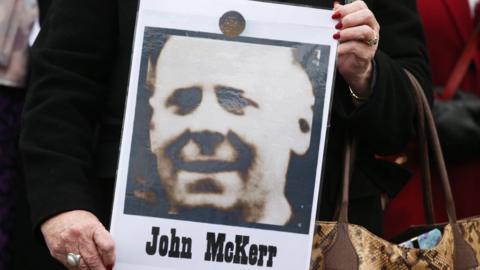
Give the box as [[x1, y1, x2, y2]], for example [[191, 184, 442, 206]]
[[110, 0, 337, 269]]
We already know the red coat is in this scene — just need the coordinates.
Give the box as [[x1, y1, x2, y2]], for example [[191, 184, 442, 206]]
[[420, 0, 480, 92], [384, 0, 480, 239]]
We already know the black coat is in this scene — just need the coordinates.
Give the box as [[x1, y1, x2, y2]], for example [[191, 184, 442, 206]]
[[17, 0, 431, 268]]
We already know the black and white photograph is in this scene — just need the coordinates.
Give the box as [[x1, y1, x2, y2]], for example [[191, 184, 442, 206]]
[[124, 27, 330, 233]]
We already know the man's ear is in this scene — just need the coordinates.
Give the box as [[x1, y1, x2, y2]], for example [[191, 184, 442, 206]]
[[291, 117, 312, 155], [145, 57, 156, 92]]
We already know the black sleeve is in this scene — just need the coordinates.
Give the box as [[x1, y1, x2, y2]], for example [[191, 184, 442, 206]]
[[19, 0, 118, 230], [347, 0, 432, 155], [37, 0, 52, 25]]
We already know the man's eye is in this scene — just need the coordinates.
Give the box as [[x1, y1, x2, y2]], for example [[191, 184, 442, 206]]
[[166, 87, 202, 115], [215, 86, 258, 115]]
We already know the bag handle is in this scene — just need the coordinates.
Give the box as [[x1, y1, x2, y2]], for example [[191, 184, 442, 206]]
[[441, 21, 480, 100], [404, 70, 458, 222], [335, 71, 458, 224], [337, 133, 355, 223], [414, 74, 435, 225], [334, 72, 453, 224], [420, 19, 480, 222], [326, 72, 478, 269], [405, 69, 478, 269]]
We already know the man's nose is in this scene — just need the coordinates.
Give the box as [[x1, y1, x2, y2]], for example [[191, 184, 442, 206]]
[[190, 131, 225, 155]]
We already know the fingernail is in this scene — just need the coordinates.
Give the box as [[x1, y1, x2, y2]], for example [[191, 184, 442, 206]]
[[333, 32, 340, 40], [331, 12, 341, 19], [335, 22, 343, 29]]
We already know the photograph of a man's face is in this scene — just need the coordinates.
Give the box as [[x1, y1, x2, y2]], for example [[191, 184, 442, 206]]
[[124, 27, 330, 234]]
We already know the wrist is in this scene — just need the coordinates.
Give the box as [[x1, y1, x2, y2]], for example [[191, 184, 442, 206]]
[[349, 86, 370, 103], [348, 59, 375, 104], [350, 61, 373, 93]]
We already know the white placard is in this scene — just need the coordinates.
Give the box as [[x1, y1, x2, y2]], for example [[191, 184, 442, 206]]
[[110, 0, 337, 269]]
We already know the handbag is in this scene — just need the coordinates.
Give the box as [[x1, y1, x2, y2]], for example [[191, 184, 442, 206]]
[[310, 70, 480, 270], [432, 20, 480, 162]]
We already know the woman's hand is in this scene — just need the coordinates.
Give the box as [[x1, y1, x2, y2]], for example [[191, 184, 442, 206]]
[[41, 210, 115, 270], [332, 0, 380, 98]]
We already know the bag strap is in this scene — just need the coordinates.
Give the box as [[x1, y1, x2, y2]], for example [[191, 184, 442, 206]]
[[404, 69, 478, 269], [326, 71, 477, 269], [337, 133, 355, 223], [404, 70, 458, 223], [324, 133, 359, 269], [441, 21, 480, 100], [415, 74, 435, 225], [333, 70, 457, 224]]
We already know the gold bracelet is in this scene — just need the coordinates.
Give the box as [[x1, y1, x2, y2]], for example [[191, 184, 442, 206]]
[[349, 86, 370, 102]]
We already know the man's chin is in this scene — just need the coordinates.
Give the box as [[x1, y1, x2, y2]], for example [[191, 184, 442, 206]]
[[169, 171, 244, 209]]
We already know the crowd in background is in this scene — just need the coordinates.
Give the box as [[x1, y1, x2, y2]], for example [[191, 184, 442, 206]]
[[384, 0, 480, 238]]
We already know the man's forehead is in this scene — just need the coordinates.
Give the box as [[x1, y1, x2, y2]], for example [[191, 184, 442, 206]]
[[159, 35, 297, 66], [152, 36, 312, 100], [154, 36, 308, 87]]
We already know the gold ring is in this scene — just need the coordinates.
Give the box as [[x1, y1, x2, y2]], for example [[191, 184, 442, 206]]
[[366, 37, 379, 46]]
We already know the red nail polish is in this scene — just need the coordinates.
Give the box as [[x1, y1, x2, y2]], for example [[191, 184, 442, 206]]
[[333, 32, 340, 40], [335, 22, 343, 29], [331, 12, 341, 19]]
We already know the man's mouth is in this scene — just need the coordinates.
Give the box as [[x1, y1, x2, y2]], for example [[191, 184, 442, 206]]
[[186, 178, 224, 194], [172, 171, 244, 208]]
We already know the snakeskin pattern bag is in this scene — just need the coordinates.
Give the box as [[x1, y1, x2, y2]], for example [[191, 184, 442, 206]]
[[310, 70, 480, 270]]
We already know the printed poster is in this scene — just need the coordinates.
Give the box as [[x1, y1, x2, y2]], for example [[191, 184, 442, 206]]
[[110, 0, 338, 269]]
